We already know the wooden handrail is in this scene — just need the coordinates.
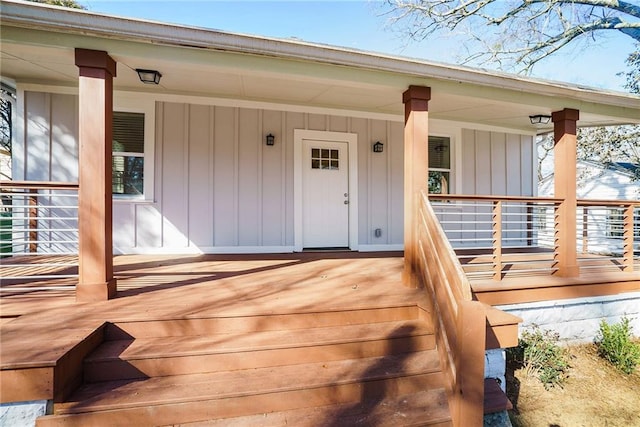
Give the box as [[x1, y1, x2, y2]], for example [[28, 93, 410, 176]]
[[416, 191, 485, 426], [430, 193, 562, 203], [577, 199, 640, 206], [0, 181, 79, 190]]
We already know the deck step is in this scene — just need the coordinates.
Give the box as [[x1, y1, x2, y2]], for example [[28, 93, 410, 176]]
[[38, 351, 446, 426], [169, 389, 452, 427], [104, 305, 422, 339], [85, 320, 435, 381]]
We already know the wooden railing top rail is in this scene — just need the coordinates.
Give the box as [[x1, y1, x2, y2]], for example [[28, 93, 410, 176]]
[[577, 199, 640, 207], [428, 193, 640, 207], [0, 180, 79, 190], [428, 194, 562, 203]]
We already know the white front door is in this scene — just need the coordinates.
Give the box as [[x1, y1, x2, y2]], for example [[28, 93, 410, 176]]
[[302, 139, 349, 248]]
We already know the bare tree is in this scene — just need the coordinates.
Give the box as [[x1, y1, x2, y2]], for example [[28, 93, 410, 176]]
[[27, 0, 86, 8], [383, 0, 640, 73]]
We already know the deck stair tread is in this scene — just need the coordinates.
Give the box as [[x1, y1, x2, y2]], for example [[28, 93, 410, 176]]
[[56, 350, 443, 414], [88, 319, 434, 361], [169, 388, 452, 426], [104, 305, 422, 338]]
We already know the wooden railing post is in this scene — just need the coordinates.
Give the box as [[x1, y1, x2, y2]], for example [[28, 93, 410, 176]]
[[622, 204, 634, 273], [28, 189, 37, 253], [552, 108, 580, 277], [75, 48, 117, 301], [456, 300, 486, 426], [581, 207, 589, 254], [492, 200, 502, 281], [402, 85, 431, 287]]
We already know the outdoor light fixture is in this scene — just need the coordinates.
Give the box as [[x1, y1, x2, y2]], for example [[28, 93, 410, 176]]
[[136, 69, 162, 85], [372, 141, 384, 153], [266, 134, 275, 146], [529, 114, 552, 125]]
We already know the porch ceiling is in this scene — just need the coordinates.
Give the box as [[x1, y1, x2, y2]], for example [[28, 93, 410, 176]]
[[1, 7, 639, 133]]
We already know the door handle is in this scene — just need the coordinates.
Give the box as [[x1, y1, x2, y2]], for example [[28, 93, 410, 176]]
[[344, 200, 349, 205]]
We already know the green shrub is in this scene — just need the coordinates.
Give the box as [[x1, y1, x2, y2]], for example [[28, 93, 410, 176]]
[[507, 325, 571, 389], [595, 316, 640, 375]]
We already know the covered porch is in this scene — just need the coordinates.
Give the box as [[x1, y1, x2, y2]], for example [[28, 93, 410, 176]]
[[1, 1, 640, 426]]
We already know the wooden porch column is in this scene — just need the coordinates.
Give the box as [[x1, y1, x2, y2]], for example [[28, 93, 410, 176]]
[[552, 108, 580, 277], [75, 48, 117, 301], [402, 86, 431, 287]]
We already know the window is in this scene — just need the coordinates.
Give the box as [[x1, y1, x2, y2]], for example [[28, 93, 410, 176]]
[[112, 112, 144, 196], [428, 136, 450, 194], [311, 148, 339, 170]]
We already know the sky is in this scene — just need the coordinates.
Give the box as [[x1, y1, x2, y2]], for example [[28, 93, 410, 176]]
[[75, 0, 635, 92]]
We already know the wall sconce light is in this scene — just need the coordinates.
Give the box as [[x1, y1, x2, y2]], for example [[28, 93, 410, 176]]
[[136, 69, 162, 85], [372, 141, 384, 153], [265, 133, 275, 146], [529, 114, 551, 125]]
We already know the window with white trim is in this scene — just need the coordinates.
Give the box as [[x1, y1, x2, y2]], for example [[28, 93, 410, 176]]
[[112, 111, 145, 196], [428, 136, 451, 194]]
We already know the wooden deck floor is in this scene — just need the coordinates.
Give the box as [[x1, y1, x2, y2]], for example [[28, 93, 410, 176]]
[[1, 252, 426, 369], [2, 249, 638, 321], [1, 252, 414, 321]]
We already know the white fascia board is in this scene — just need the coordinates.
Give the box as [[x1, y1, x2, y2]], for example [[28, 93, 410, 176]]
[[2, 0, 639, 114]]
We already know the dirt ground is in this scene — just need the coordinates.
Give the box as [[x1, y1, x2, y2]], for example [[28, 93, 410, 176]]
[[507, 343, 640, 427]]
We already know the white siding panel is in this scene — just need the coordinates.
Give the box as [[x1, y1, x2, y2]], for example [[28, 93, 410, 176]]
[[505, 134, 522, 196], [307, 114, 327, 131], [160, 103, 189, 248], [262, 109, 284, 246], [474, 131, 492, 195], [50, 94, 78, 182], [370, 120, 389, 244], [389, 121, 404, 244], [490, 132, 506, 195], [350, 117, 370, 244], [113, 203, 135, 250], [188, 104, 213, 247], [238, 108, 260, 246], [136, 203, 162, 248], [461, 129, 476, 195], [328, 116, 348, 133], [25, 92, 51, 181], [213, 106, 237, 246], [521, 135, 535, 196]]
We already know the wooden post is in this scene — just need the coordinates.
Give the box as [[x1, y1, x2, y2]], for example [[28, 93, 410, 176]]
[[492, 200, 502, 281], [456, 300, 486, 426], [552, 108, 580, 277], [582, 207, 589, 254], [402, 86, 431, 287], [28, 189, 37, 253], [75, 49, 117, 302], [622, 204, 634, 273]]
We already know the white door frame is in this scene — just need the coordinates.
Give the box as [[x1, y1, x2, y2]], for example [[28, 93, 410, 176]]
[[294, 129, 358, 252]]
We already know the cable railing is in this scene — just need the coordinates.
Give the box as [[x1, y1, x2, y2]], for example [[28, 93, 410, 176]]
[[576, 200, 640, 273], [430, 194, 639, 281], [0, 181, 79, 291]]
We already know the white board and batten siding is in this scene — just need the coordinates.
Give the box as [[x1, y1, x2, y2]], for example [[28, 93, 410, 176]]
[[15, 91, 537, 254], [115, 102, 406, 253]]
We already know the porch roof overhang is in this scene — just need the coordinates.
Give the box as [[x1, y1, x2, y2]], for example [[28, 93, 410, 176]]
[[1, 0, 639, 133]]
